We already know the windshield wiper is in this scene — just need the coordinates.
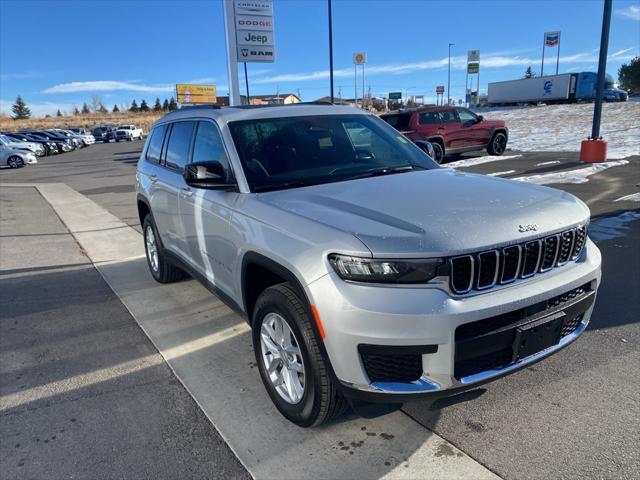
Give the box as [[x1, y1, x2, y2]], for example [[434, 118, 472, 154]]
[[342, 165, 416, 181], [253, 181, 317, 192]]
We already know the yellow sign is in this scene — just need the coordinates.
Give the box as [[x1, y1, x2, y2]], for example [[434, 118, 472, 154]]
[[175, 84, 217, 104]]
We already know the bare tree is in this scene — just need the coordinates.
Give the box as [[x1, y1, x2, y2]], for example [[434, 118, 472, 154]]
[[91, 95, 104, 112]]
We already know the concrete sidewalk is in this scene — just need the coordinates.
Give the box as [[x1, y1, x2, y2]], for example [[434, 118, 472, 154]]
[[0, 187, 249, 480]]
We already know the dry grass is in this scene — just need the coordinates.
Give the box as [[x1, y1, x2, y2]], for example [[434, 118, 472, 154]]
[[0, 111, 164, 133]]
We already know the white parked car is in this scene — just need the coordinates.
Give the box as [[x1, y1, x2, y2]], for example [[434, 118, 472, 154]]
[[115, 124, 144, 141], [0, 145, 37, 168], [63, 129, 95, 146], [0, 134, 45, 156]]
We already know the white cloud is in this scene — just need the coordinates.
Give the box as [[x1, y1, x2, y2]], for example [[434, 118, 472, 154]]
[[252, 49, 638, 85], [43, 80, 175, 94], [616, 4, 640, 20]]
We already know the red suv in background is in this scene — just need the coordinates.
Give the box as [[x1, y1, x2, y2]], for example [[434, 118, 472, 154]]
[[381, 106, 508, 163]]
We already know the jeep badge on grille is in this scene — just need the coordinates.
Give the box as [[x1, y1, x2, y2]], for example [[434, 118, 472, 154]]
[[518, 224, 538, 232]]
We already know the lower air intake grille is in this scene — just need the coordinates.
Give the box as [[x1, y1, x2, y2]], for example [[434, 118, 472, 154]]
[[360, 352, 423, 383]]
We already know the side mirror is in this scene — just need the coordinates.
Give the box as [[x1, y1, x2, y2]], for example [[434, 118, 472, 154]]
[[476, 115, 483, 122], [183, 161, 235, 189]]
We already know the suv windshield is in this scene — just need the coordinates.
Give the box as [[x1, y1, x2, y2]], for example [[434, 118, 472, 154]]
[[229, 114, 437, 191]]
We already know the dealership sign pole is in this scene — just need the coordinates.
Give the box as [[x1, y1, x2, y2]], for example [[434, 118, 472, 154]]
[[467, 50, 480, 107], [223, 1, 241, 105], [353, 52, 366, 108]]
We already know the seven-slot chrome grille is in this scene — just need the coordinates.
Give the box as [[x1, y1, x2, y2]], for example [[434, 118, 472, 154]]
[[449, 225, 587, 294]]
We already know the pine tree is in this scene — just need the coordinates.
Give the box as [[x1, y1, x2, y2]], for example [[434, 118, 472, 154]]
[[73, 107, 80, 116], [139, 99, 150, 112], [524, 66, 536, 79], [153, 97, 162, 112], [168, 97, 178, 111], [129, 100, 139, 113], [56, 109, 63, 117], [619, 56, 640, 94], [113, 104, 120, 113], [81, 103, 90, 114], [11, 96, 31, 120], [162, 99, 169, 111]]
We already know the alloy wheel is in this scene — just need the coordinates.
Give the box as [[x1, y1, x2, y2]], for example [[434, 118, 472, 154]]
[[145, 225, 159, 272], [260, 312, 306, 404]]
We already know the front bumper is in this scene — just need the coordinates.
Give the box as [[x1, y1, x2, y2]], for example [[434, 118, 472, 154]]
[[307, 239, 601, 400]]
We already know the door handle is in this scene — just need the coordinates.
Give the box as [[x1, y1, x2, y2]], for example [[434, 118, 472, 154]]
[[149, 174, 158, 183], [181, 187, 193, 197]]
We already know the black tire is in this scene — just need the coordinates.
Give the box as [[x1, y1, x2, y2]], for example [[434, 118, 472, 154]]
[[252, 283, 348, 427], [430, 141, 444, 163], [487, 132, 508, 156], [115, 139, 120, 142], [142, 214, 184, 283]]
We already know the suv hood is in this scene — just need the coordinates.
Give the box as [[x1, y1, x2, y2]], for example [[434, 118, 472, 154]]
[[258, 169, 589, 257]]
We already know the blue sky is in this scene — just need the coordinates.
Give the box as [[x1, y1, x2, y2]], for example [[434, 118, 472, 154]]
[[1, 0, 639, 116]]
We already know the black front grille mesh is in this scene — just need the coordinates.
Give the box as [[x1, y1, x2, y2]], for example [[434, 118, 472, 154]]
[[361, 352, 423, 383], [449, 225, 587, 294]]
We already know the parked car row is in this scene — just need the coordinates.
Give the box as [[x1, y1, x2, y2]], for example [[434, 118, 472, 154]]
[[92, 124, 144, 143], [1, 124, 143, 169]]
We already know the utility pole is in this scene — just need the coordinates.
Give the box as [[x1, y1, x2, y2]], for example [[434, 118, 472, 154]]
[[592, 0, 612, 140], [244, 63, 250, 105], [448, 43, 454, 105], [328, 0, 334, 103]]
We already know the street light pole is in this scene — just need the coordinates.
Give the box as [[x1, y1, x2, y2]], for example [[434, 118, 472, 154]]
[[592, 0, 612, 140], [447, 43, 454, 105]]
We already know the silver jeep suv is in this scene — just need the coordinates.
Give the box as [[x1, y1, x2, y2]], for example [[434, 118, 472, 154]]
[[136, 104, 601, 427]]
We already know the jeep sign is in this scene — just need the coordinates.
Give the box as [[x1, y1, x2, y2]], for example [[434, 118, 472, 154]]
[[234, 0, 275, 63]]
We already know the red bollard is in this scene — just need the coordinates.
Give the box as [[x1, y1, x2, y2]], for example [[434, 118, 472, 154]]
[[579, 138, 607, 163]]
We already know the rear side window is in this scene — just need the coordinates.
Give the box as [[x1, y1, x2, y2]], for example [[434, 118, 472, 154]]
[[192, 121, 230, 176], [165, 121, 196, 171], [418, 111, 441, 125], [145, 124, 167, 164], [381, 114, 410, 130]]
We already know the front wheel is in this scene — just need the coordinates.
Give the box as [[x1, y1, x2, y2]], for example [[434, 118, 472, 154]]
[[487, 132, 508, 156], [7, 156, 23, 168], [430, 141, 444, 163], [252, 284, 347, 427]]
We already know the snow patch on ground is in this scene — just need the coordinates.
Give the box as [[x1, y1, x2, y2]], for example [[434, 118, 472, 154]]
[[445, 154, 522, 168], [478, 102, 640, 159], [536, 161, 561, 166], [513, 160, 629, 185], [588, 211, 640, 241], [614, 193, 640, 203], [487, 170, 516, 176]]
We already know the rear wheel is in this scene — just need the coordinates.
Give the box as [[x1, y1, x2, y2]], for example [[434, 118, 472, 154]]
[[430, 141, 444, 163], [142, 214, 184, 283], [252, 283, 347, 427], [487, 132, 507, 156]]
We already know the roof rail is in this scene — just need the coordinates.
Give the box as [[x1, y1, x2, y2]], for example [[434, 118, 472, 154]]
[[229, 101, 335, 109], [178, 104, 221, 110]]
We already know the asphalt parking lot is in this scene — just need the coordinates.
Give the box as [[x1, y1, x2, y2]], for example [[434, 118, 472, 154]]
[[1, 141, 638, 479]]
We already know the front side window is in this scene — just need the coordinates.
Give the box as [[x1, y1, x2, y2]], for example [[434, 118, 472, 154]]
[[457, 108, 478, 123], [192, 121, 230, 176], [229, 114, 438, 191], [165, 121, 196, 171], [145, 124, 167, 164]]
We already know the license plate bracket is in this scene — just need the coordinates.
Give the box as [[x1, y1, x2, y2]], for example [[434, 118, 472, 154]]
[[513, 312, 565, 361]]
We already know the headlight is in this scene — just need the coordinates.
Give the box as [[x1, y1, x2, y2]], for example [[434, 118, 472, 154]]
[[328, 254, 443, 284]]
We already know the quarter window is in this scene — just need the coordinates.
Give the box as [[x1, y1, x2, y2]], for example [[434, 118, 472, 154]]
[[192, 121, 230, 176], [145, 124, 167, 164], [165, 121, 196, 171]]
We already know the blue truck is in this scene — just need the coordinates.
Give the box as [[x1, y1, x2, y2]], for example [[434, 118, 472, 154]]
[[487, 72, 628, 105]]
